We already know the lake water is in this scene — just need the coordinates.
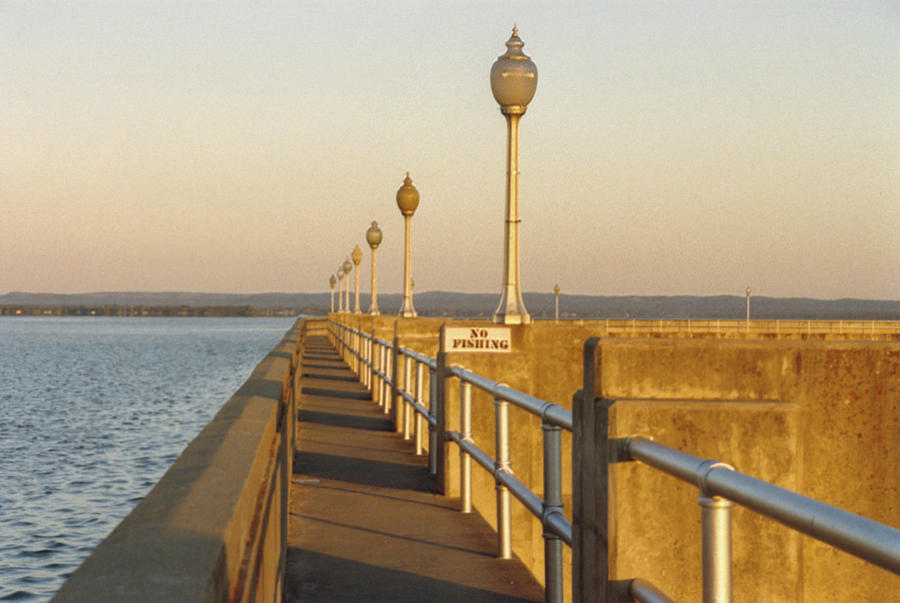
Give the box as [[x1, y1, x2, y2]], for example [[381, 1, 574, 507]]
[[0, 316, 297, 601]]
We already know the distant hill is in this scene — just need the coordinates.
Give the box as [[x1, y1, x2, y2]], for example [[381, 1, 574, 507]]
[[1, 291, 898, 320]]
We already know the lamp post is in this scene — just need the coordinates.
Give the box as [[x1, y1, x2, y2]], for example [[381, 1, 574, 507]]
[[490, 26, 536, 325], [337, 269, 345, 312], [396, 172, 419, 318], [366, 221, 383, 315], [342, 258, 352, 313], [554, 284, 560, 322], [745, 286, 751, 331], [352, 245, 363, 314], [329, 274, 336, 313]]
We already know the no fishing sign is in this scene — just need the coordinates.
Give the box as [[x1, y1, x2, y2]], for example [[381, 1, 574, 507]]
[[443, 327, 512, 353]]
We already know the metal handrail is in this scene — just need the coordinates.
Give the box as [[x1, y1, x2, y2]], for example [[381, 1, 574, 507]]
[[443, 365, 573, 603], [328, 319, 438, 473], [446, 364, 573, 430], [593, 318, 900, 339], [326, 319, 674, 603], [626, 436, 900, 576]]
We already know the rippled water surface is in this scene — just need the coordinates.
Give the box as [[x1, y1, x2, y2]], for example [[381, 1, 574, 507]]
[[0, 316, 297, 601]]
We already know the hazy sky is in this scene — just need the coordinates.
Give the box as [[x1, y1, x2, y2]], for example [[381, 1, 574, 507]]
[[2, 1, 898, 299]]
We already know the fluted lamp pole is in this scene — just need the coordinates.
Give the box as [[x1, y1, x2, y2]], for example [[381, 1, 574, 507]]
[[746, 287, 751, 331], [342, 258, 352, 313], [554, 284, 560, 322], [329, 274, 336, 313], [490, 26, 536, 325], [396, 173, 419, 318], [366, 221, 383, 315], [337, 269, 345, 312], [352, 245, 363, 313]]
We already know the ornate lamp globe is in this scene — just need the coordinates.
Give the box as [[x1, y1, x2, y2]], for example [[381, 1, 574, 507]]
[[366, 221, 383, 249], [554, 284, 560, 295], [343, 258, 352, 276], [351, 245, 363, 266], [330, 274, 336, 288], [396, 172, 419, 216], [490, 26, 538, 115]]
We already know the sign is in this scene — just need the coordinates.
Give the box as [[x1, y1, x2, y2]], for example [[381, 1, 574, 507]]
[[444, 327, 512, 353]]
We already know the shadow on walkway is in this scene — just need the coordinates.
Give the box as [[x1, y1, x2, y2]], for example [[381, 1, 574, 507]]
[[285, 335, 543, 602]]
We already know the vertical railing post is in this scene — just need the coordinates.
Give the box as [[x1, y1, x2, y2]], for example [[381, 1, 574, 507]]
[[460, 380, 472, 514], [415, 361, 425, 456], [494, 393, 512, 559], [383, 342, 390, 411], [699, 461, 734, 603], [543, 422, 564, 603], [371, 339, 378, 400], [378, 343, 387, 407], [363, 335, 370, 389], [428, 366, 438, 475], [403, 354, 413, 440], [384, 344, 393, 415], [350, 330, 356, 374]]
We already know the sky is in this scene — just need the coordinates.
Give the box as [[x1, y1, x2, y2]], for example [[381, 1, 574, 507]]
[[1, 1, 898, 300]]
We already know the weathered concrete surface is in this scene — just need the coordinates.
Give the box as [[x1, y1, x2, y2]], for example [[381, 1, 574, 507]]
[[587, 338, 900, 602], [53, 320, 304, 602], [285, 336, 543, 602], [330, 316, 899, 600], [436, 322, 591, 597]]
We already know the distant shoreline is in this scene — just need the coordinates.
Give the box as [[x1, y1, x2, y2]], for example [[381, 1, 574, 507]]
[[0, 305, 299, 318], [1, 290, 898, 320]]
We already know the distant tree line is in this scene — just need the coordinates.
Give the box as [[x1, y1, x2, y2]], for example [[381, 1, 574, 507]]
[[0, 305, 308, 317]]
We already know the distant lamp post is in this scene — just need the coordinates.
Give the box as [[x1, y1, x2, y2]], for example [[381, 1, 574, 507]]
[[342, 258, 352, 313], [554, 284, 560, 322], [351, 245, 363, 314], [337, 269, 345, 312], [366, 221, 383, 315], [490, 26, 536, 325], [745, 286, 751, 331], [396, 172, 419, 318], [329, 274, 337, 313]]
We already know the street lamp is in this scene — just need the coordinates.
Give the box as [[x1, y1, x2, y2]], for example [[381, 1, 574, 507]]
[[396, 172, 419, 318], [554, 284, 560, 322], [746, 286, 751, 330], [342, 258, 352, 313], [352, 245, 363, 314], [490, 26, 536, 325], [329, 274, 336, 313], [337, 269, 345, 312], [366, 221, 383, 315]]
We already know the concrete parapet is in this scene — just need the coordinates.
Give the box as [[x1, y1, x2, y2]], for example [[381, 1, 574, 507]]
[[328, 315, 899, 600], [576, 337, 900, 602], [53, 318, 309, 602]]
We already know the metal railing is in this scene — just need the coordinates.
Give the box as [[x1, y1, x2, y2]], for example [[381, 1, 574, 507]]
[[396, 346, 439, 472], [443, 363, 573, 603], [613, 435, 900, 602], [327, 318, 900, 602], [329, 320, 438, 474], [593, 318, 900, 338]]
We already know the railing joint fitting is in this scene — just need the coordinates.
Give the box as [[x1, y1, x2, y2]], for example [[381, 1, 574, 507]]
[[696, 459, 734, 498], [610, 436, 635, 463]]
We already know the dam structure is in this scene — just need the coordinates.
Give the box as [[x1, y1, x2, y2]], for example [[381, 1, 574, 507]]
[[52, 314, 900, 602]]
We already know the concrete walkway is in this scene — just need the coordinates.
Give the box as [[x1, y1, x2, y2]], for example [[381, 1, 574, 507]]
[[284, 336, 543, 602]]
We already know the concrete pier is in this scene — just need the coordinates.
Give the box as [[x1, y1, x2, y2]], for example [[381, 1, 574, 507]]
[[284, 335, 543, 601], [51, 316, 899, 601]]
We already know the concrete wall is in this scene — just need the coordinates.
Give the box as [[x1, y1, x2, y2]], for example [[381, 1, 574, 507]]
[[577, 337, 900, 602], [329, 315, 899, 600], [52, 318, 314, 602], [435, 321, 600, 599]]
